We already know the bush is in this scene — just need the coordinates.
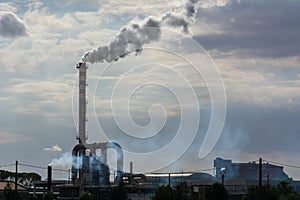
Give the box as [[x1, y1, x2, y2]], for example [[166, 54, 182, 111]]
[[79, 191, 94, 200], [205, 183, 229, 200]]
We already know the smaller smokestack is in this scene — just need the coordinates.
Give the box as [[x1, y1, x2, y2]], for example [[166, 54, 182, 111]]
[[258, 158, 262, 200], [130, 161, 133, 174], [47, 166, 52, 193]]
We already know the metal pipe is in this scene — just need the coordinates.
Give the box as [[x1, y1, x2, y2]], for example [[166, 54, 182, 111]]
[[105, 142, 123, 174], [71, 144, 86, 182], [86, 141, 123, 173]]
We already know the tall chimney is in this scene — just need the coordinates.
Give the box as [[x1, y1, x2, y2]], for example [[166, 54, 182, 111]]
[[76, 61, 87, 144]]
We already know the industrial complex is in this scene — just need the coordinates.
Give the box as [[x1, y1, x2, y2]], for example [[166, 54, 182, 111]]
[[1, 61, 299, 200]]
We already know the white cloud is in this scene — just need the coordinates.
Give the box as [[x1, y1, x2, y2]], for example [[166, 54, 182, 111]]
[[4, 78, 75, 119], [0, 2, 17, 12], [0, 96, 12, 102], [0, 129, 26, 144], [7, 79, 74, 104], [44, 144, 63, 152], [98, 0, 169, 16], [198, 0, 233, 8]]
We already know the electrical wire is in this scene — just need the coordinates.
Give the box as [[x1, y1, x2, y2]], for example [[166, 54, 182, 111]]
[[147, 168, 215, 175], [263, 159, 300, 169], [0, 164, 15, 168], [19, 163, 69, 172]]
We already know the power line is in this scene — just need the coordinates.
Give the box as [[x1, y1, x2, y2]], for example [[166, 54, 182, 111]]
[[263, 159, 300, 169], [147, 168, 215, 175], [192, 168, 215, 173], [0, 164, 15, 168], [19, 163, 69, 172]]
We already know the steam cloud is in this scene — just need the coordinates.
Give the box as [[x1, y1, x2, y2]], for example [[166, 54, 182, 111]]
[[49, 152, 73, 168], [82, 0, 207, 63], [50, 152, 86, 170], [0, 11, 28, 38]]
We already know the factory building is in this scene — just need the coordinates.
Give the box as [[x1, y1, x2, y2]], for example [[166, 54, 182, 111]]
[[214, 157, 291, 182], [213, 157, 300, 198]]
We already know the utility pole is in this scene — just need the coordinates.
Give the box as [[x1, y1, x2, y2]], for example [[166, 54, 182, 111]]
[[222, 173, 225, 185], [47, 166, 52, 193], [168, 173, 171, 187], [258, 158, 262, 200], [15, 160, 18, 200]]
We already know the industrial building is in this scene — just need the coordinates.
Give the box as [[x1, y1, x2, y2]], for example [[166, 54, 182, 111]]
[[2, 60, 298, 199], [214, 157, 291, 182], [213, 157, 300, 199]]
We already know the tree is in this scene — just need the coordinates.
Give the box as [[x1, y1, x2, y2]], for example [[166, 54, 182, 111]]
[[173, 181, 195, 200], [243, 185, 279, 200], [276, 181, 300, 200], [205, 183, 229, 200], [43, 192, 54, 200], [3, 182, 20, 200], [107, 183, 127, 200], [78, 191, 94, 200], [153, 182, 195, 200], [243, 182, 300, 200], [152, 185, 173, 200]]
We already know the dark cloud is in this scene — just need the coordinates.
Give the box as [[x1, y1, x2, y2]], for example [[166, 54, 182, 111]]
[[193, 0, 300, 58], [0, 11, 28, 38], [236, 65, 300, 81], [216, 103, 300, 154]]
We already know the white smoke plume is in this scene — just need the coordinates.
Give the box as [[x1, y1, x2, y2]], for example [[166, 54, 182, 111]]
[[0, 11, 28, 38], [82, 0, 233, 63], [82, 0, 203, 63], [49, 152, 85, 170], [49, 152, 73, 168]]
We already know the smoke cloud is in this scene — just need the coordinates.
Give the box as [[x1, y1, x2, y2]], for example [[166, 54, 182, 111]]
[[82, 0, 206, 63], [49, 152, 72, 168], [0, 11, 28, 38], [49, 152, 85, 170], [82, 0, 232, 63]]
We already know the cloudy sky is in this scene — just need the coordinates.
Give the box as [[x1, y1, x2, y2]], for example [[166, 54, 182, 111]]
[[1, 0, 300, 180]]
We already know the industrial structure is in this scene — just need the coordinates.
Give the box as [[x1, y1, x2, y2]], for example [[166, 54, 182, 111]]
[[65, 61, 300, 199], [71, 61, 124, 187], [4, 61, 299, 199], [2, 157, 300, 199], [214, 157, 292, 182]]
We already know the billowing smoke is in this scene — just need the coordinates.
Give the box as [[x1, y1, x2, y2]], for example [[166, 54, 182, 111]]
[[82, 0, 200, 63], [0, 11, 28, 38], [49, 152, 73, 169], [49, 152, 80, 169], [49, 152, 85, 170]]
